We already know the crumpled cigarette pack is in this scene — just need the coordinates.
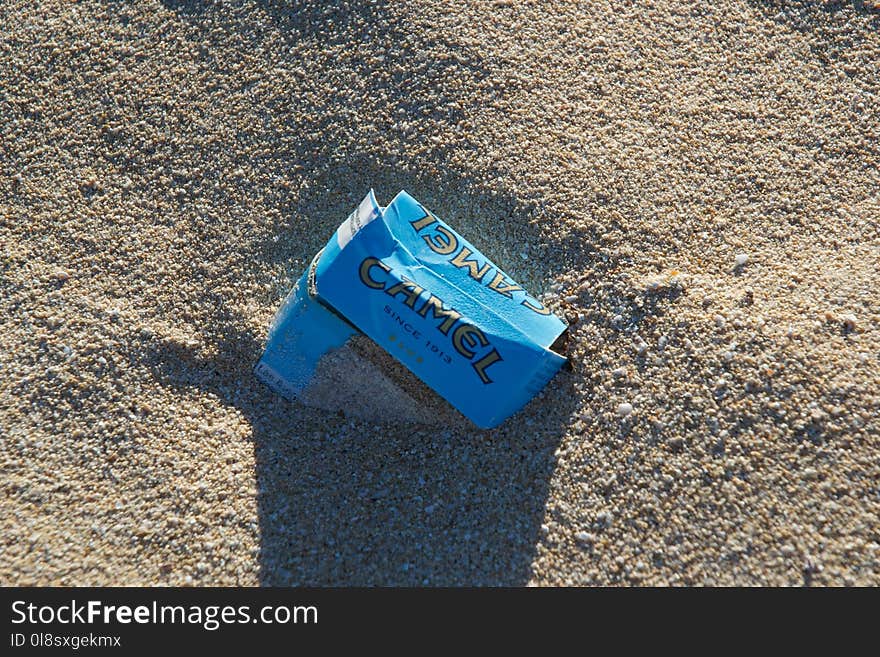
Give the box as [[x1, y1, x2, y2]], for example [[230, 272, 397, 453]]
[[255, 190, 567, 428]]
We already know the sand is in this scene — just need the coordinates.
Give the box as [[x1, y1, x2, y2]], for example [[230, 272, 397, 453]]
[[1, 0, 878, 586], [298, 335, 466, 427]]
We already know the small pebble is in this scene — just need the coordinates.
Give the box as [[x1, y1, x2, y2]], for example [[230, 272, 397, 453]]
[[734, 253, 749, 267], [616, 402, 633, 417]]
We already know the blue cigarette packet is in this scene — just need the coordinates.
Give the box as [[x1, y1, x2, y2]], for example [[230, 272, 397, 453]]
[[256, 190, 568, 428]]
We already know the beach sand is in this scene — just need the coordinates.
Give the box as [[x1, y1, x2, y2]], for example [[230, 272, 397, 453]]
[[1, 0, 878, 585]]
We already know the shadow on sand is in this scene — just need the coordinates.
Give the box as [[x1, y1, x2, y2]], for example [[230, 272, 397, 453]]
[[747, 1, 879, 50], [140, 295, 579, 585], [133, 0, 585, 584], [135, 158, 582, 584]]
